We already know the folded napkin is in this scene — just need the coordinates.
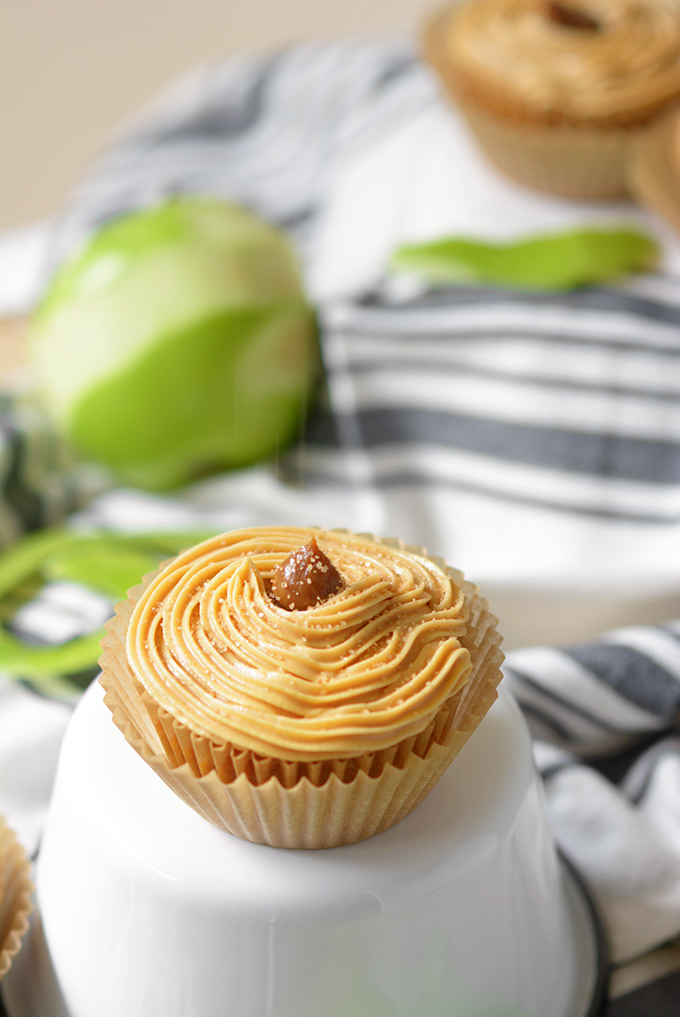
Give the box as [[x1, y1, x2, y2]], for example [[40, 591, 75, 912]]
[[45, 36, 436, 286], [504, 632, 680, 964]]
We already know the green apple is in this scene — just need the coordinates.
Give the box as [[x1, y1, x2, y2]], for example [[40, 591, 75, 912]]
[[29, 197, 318, 489]]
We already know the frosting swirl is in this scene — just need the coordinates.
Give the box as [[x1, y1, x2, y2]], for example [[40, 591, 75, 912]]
[[126, 527, 472, 761], [446, 0, 680, 124]]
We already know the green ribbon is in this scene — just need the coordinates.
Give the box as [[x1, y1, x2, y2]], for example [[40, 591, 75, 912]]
[[390, 226, 659, 291], [0, 528, 216, 696]]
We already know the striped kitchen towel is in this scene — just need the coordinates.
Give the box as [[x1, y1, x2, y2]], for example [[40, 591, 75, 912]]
[[503, 625, 680, 963], [45, 35, 437, 282], [0, 394, 97, 548], [287, 278, 680, 612]]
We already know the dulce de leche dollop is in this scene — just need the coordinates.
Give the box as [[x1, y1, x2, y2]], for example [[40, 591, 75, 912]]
[[270, 537, 343, 610], [125, 527, 473, 761]]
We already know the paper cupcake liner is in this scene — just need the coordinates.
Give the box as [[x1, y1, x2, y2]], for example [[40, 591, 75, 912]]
[[0, 818, 34, 981], [628, 109, 680, 234], [454, 100, 634, 201], [422, 8, 648, 201], [100, 540, 504, 849]]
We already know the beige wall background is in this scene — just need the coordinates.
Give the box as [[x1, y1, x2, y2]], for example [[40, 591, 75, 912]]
[[2, 0, 441, 231]]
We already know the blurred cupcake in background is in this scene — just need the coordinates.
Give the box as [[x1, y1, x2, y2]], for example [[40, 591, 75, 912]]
[[423, 0, 680, 200], [629, 104, 680, 233]]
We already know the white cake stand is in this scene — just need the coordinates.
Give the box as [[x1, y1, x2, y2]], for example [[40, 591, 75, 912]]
[[3, 680, 608, 1017]]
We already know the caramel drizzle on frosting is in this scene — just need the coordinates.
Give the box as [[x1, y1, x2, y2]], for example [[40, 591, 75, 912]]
[[126, 527, 472, 761], [447, 0, 680, 121], [546, 3, 601, 31]]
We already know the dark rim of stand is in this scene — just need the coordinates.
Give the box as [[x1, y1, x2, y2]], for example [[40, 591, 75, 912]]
[[560, 850, 610, 1017]]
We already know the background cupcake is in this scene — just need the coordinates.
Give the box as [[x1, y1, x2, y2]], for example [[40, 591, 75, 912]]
[[424, 0, 680, 200], [628, 104, 680, 233], [100, 527, 504, 849]]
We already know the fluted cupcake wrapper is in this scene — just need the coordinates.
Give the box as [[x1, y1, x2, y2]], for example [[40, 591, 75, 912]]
[[453, 100, 634, 201], [628, 108, 680, 234], [99, 540, 504, 849], [422, 7, 648, 201], [0, 818, 34, 981]]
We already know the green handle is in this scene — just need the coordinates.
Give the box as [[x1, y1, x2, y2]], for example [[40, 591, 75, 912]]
[[390, 226, 659, 291], [0, 527, 217, 695]]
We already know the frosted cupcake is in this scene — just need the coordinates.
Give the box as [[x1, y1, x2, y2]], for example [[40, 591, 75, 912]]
[[423, 0, 680, 199], [100, 527, 504, 848], [0, 818, 33, 981], [628, 105, 680, 233]]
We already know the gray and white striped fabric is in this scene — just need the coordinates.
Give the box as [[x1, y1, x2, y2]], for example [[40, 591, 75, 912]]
[[0, 394, 97, 547], [46, 36, 437, 280], [504, 627, 680, 963], [291, 278, 680, 609], [313, 282, 680, 524], [5, 34, 680, 980], [507, 624, 680, 755]]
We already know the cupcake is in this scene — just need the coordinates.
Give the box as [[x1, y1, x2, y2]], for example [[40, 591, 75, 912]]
[[100, 527, 504, 848], [423, 0, 680, 200], [0, 817, 33, 981], [628, 104, 680, 233]]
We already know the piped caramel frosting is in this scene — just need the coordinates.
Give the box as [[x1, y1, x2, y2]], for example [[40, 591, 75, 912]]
[[446, 0, 680, 124], [126, 527, 472, 761]]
